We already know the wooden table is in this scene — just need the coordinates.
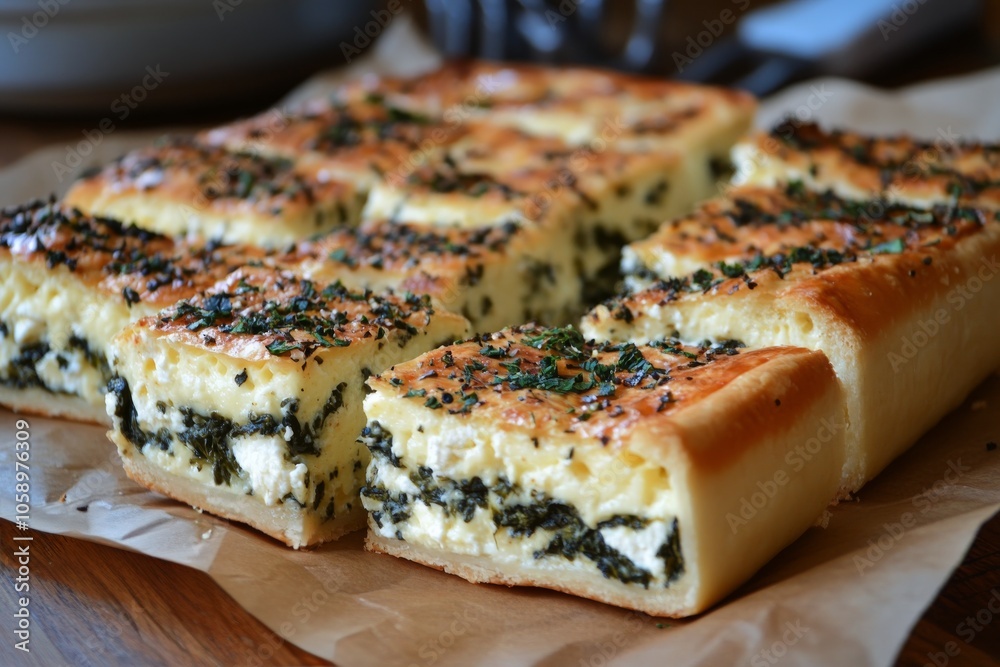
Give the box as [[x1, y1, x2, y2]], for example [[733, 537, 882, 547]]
[[2, 43, 1000, 667]]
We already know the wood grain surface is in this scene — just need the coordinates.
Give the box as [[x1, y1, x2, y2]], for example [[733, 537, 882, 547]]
[[2, 28, 1000, 666]]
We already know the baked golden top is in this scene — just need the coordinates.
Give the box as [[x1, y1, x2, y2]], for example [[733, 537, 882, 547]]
[[66, 137, 355, 219], [368, 324, 830, 465], [339, 61, 754, 145], [744, 121, 1000, 209], [0, 200, 265, 307], [628, 183, 998, 274], [305, 217, 527, 274], [201, 95, 462, 177], [372, 124, 676, 226], [149, 267, 463, 362]]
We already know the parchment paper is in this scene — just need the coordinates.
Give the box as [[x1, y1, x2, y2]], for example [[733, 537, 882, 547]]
[[2, 16, 1000, 667]]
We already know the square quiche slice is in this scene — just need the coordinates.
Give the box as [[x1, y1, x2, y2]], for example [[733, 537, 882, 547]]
[[0, 200, 267, 423], [732, 120, 1000, 210], [63, 138, 364, 248], [360, 325, 844, 617], [585, 181, 1000, 495], [105, 266, 469, 547]]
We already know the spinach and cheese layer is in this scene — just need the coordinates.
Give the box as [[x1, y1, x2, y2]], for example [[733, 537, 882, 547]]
[[361, 325, 845, 617], [0, 200, 267, 423], [106, 267, 469, 548], [734, 121, 1000, 211], [361, 124, 705, 307], [586, 179, 1000, 494], [295, 218, 577, 332], [64, 137, 365, 248]]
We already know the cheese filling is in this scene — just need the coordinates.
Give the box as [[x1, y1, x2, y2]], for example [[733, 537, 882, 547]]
[[106, 375, 366, 519], [360, 422, 685, 589]]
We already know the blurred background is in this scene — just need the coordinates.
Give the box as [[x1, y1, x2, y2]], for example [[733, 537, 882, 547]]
[[2, 0, 1000, 154]]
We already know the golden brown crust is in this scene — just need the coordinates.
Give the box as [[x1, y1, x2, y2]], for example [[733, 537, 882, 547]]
[[372, 123, 681, 227], [200, 96, 464, 183], [145, 266, 463, 363], [740, 121, 1000, 210], [0, 200, 270, 309], [337, 60, 755, 149], [64, 138, 357, 226], [612, 189, 1000, 346], [295, 217, 539, 297], [369, 324, 831, 469], [627, 183, 994, 274]]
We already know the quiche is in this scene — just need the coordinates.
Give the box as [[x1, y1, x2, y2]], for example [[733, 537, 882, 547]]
[[360, 325, 843, 617], [294, 218, 576, 332], [0, 200, 266, 423], [64, 138, 364, 247], [106, 267, 469, 547], [585, 182, 1000, 493], [733, 121, 1000, 210]]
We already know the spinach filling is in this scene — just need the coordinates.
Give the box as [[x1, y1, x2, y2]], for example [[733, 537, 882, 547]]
[[361, 429, 685, 588], [0, 329, 111, 394], [1, 341, 52, 391], [108, 376, 347, 487]]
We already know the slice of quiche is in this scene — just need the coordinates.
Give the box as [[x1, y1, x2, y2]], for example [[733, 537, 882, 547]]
[[294, 218, 577, 333], [585, 183, 1000, 494], [64, 138, 364, 247], [360, 325, 844, 617], [362, 124, 702, 307], [733, 121, 1000, 210], [339, 61, 755, 163], [0, 200, 266, 423], [106, 267, 469, 547], [200, 94, 464, 194]]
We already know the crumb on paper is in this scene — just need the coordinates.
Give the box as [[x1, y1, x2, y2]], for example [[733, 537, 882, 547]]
[[202, 528, 213, 539], [58, 492, 67, 503], [814, 509, 833, 528], [972, 400, 987, 411], [76, 505, 88, 512]]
